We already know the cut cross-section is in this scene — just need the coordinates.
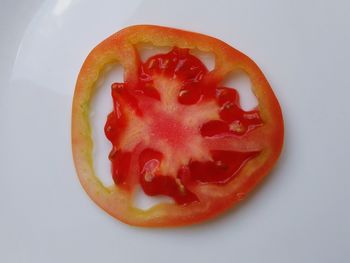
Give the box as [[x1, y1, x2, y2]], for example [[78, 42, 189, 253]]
[[72, 25, 284, 227]]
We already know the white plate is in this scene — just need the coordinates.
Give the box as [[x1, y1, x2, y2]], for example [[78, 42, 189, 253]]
[[1, 0, 350, 262]]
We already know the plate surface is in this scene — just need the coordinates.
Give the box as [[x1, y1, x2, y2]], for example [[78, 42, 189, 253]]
[[1, 0, 350, 262]]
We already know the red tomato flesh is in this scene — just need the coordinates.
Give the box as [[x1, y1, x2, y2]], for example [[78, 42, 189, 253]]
[[104, 48, 263, 205]]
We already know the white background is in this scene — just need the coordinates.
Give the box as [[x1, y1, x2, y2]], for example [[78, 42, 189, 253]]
[[1, 0, 349, 262]]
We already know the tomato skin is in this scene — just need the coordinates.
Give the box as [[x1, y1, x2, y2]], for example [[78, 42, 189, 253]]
[[72, 25, 284, 227]]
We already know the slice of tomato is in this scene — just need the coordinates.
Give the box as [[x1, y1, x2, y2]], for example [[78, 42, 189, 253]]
[[72, 25, 284, 227]]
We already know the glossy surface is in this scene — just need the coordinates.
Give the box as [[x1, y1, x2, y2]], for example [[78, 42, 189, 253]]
[[1, 0, 350, 262], [72, 25, 283, 226], [105, 48, 263, 204]]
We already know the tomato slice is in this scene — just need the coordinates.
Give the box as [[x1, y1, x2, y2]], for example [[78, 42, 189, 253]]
[[72, 25, 284, 227]]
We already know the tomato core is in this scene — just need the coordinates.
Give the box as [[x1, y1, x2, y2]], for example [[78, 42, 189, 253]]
[[105, 48, 262, 204]]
